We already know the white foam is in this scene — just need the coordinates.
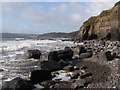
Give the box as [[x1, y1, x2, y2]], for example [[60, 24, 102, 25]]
[[33, 84, 44, 90], [52, 70, 72, 81], [0, 39, 77, 87]]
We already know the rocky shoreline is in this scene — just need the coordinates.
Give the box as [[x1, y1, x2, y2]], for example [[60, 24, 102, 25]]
[[1, 39, 120, 90]]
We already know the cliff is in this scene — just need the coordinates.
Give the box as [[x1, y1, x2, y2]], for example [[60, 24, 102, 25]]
[[76, 1, 120, 41]]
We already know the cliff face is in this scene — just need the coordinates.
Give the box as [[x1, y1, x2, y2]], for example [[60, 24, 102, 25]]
[[76, 1, 120, 41]]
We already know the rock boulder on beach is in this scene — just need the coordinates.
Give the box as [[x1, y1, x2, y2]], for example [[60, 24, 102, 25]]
[[25, 49, 41, 59], [58, 47, 74, 60], [37, 61, 62, 72], [30, 70, 52, 84], [2, 77, 33, 90], [48, 51, 59, 62]]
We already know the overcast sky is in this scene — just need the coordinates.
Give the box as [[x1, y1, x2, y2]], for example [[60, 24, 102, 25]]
[[1, 0, 119, 34]]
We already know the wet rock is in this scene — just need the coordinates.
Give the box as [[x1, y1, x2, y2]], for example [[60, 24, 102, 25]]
[[105, 51, 114, 61], [73, 46, 87, 56], [58, 47, 74, 60], [25, 49, 41, 59], [51, 81, 71, 89], [80, 72, 92, 79], [79, 52, 92, 59], [84, 76, 93, 85], [71, 79, 85, 89], [58, 60, 69, 67], [0, 69, 4, 72], [48, 51, 59, 62], [63, 65, 74, 72], [30, 70, 52, 84], [37, 61, 62, 72], [97, 52, 109, 61], [2, 77, 33, 90], [80, 66, 88, 70], [71, 77, 93, 90], [79, 46, 87, 54], [40, 80, 56, 88], [71, 71, 80, 79]]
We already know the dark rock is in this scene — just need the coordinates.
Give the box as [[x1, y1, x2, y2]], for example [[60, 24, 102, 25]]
[[105, 51, 114, 61], [80, 72, 92, 79], [51, 81, 71, 89], [2, 77, 33, 90], [71, 71, 80, 79], [37, 61, 62, 72], [58, 47, 74, 60], [30, 70, 52, 84], [79, 46, 87, 54], [71, 77, 93, 89], [40, 80, 56, 88], [80, 66, 88, 70], [48, 51, 59, 62], [106, 33, 111, 40], [58, 60, 69, 67], [112, 52, 119, 58], [84, 76, 93, 85], [63, 65, 74, 72], [96, 52, 109, 61], [79, 52, 92, 59], [0, 69, 4, 72], [25, 49, 41, 59], [71, 79, 85, 89]]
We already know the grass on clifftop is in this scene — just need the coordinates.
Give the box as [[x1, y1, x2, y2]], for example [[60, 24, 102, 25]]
[[99, 9, 113, 17]]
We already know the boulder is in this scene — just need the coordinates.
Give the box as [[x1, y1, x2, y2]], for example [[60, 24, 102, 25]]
[[79, 52, 92, 59], [63, 65, 74, 72], [79, 46, 87, 54], [58, 60, 69, 67], [25, 49, 41, 59], [71, 77, 93, 89], [2, 77, 33, 90], [30, 70, 52, 84], [40, 80, 56, 88], [48, 51, 59, 62], [71, 79, 85, 89], [37, 61, 62, 72], [80, 72, 92, 79], [105, 51, 114, 61], [73, 46, 87, 56], [58, 47, 74, 60], [0, 69, 4, 72], [71, 71, 80, 79]]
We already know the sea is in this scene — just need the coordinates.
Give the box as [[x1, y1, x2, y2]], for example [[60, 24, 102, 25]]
[[0, 37, 81, 89]]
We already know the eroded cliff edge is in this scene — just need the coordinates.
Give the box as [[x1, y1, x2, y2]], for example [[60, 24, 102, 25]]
[[76, 1, 120, 41]]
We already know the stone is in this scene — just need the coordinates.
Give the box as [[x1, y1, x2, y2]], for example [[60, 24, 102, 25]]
[[58, 60, 69, 67], [105, 51, 114, 61], [80, 72, 92, 79], [79, 52, 92, 59], [63, 65, 74, 72], [37, 61, 62, 72], [40, 80, 56, 88], [58, 47, 74, 60], [0, 69, 4, 72], [48, 51, 59, 62], [71, 79, 85, 89], [2, 77, 33, 90], [25, 49, 41, 59], [71, 71, 80, 79], [30, 70, 52, 84]]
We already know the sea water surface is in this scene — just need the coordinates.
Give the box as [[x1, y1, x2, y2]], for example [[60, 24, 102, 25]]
[[0, 38, 81, 89]]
